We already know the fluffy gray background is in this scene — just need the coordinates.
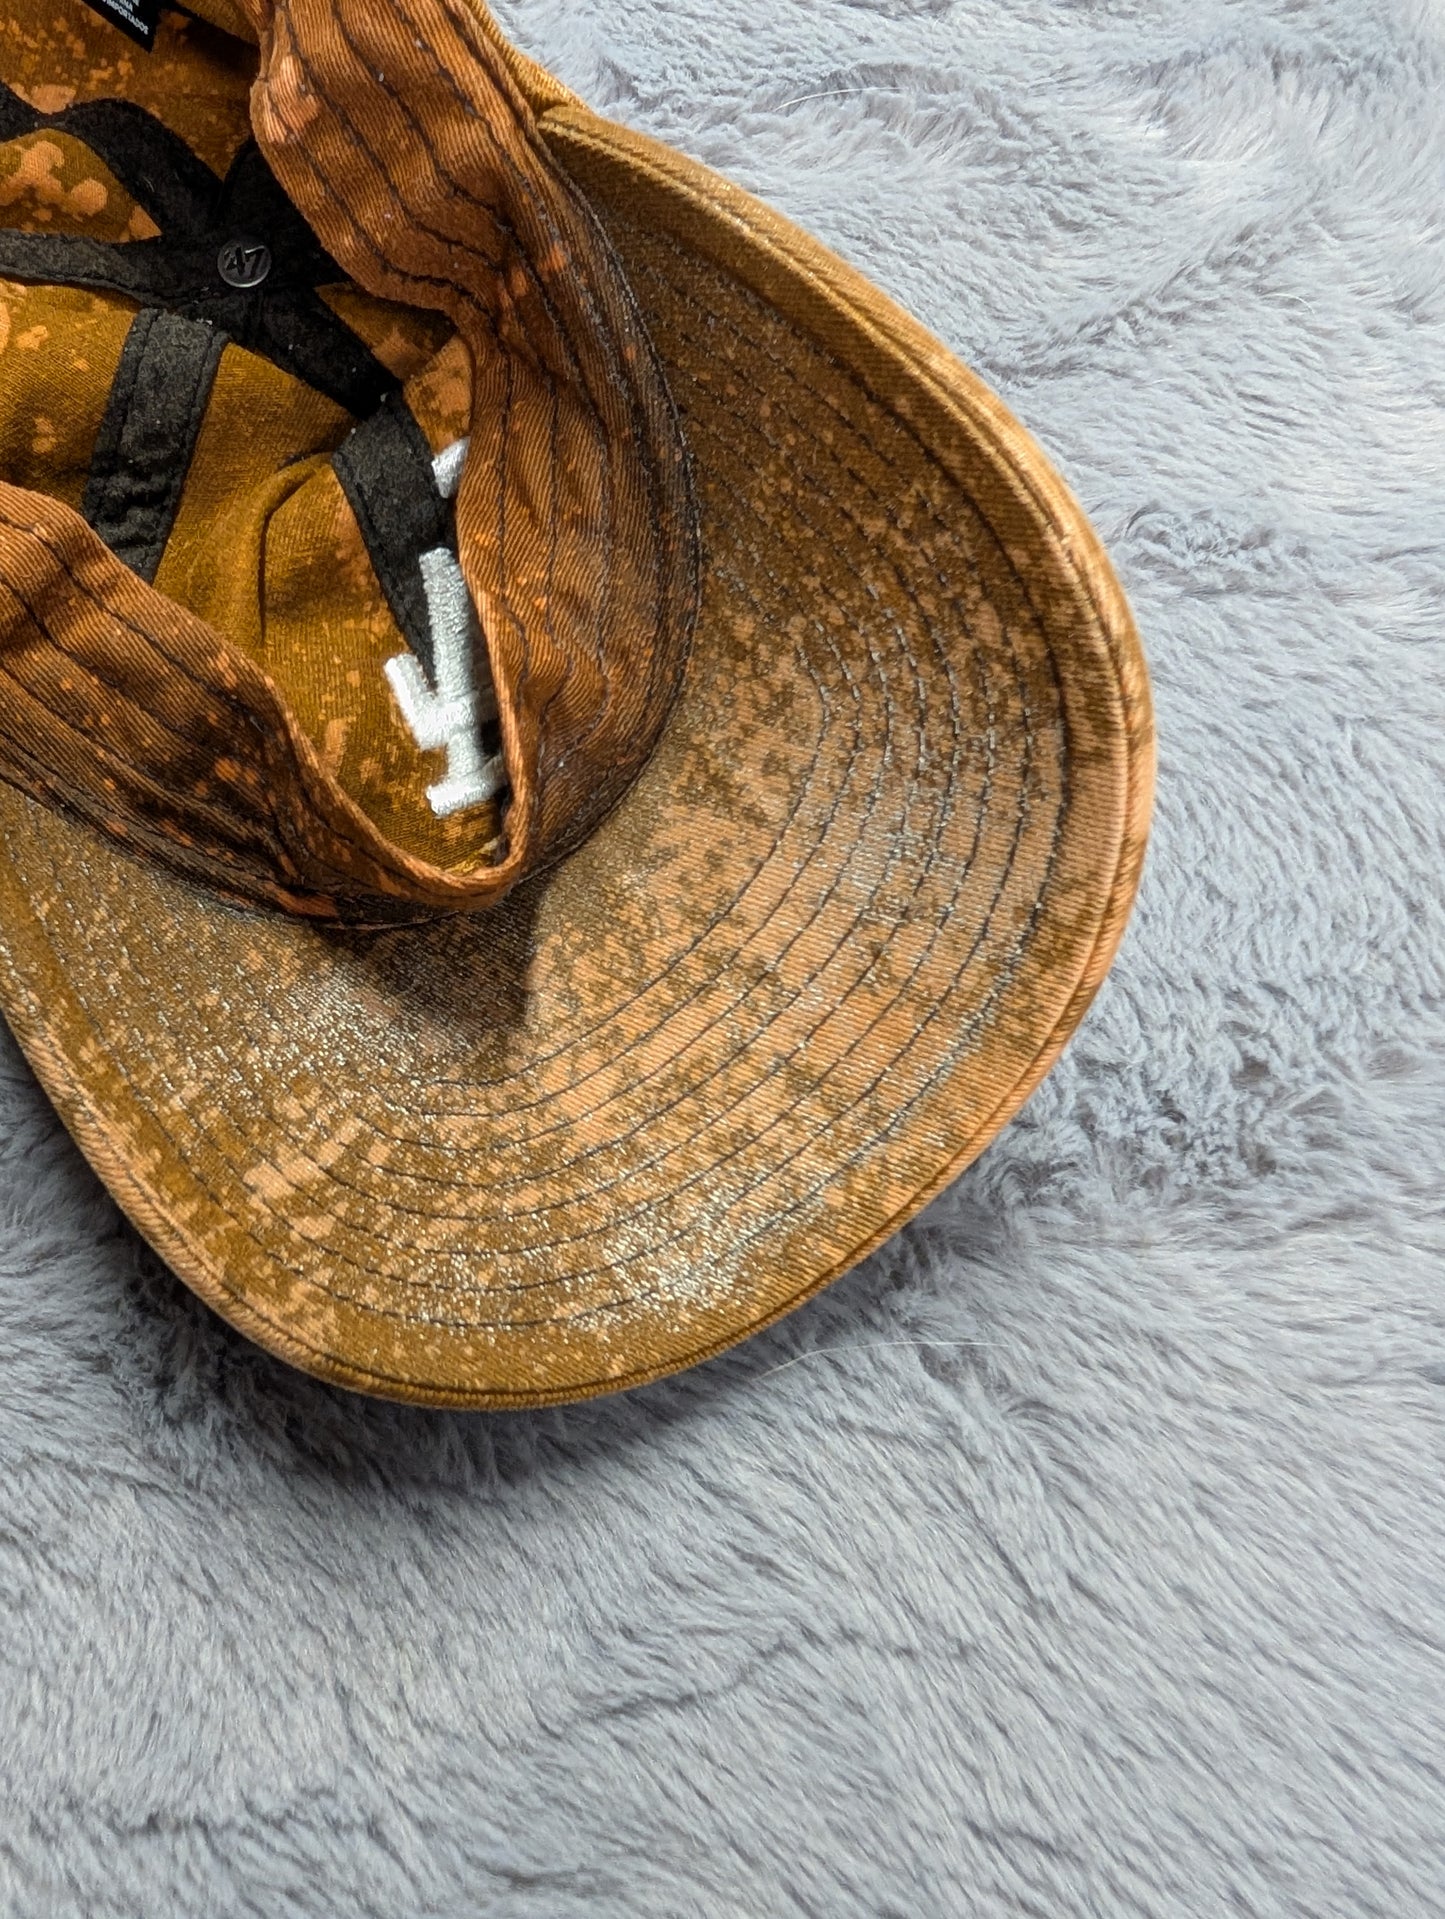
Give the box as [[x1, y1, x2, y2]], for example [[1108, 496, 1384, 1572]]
[[3, 0, 1443, 1913]]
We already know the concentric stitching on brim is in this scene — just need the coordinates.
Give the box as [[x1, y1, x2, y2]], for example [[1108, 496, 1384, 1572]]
[[0, 112, 1151, 1407]]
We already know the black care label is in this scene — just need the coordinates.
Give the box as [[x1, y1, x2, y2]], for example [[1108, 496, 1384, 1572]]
[[81, 0, 160, 50]]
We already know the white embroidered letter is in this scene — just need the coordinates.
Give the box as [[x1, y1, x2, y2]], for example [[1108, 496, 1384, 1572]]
[[384, 438, 504, 820], [430, 435, 468, 501]]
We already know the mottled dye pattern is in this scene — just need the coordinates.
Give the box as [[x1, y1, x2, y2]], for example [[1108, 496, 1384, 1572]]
[[241, 0, 699, 891], [0, 3, 1150, 1405], [1, 3, 254, 174], [0, 129, 157, 238], [0, 276, 132, 508], [0, 0, 697, 904]]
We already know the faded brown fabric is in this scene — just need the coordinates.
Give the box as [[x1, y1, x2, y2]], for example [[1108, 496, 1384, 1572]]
[[0, 1, 1153, 1406], [181, 0, 257, 37], [0, 0, 698, 916], [0, 130, 160, 241]]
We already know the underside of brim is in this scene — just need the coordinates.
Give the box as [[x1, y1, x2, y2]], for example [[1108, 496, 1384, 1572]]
[[0, 107, 1153, 1407]]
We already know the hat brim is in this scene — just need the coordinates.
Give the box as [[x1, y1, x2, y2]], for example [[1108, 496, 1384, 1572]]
[[0, 106, 1153, 1407]]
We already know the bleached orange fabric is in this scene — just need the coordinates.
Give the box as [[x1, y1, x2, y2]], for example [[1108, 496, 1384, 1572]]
[[0, 1, 1153, 1406], [0, 0, 697, 917]]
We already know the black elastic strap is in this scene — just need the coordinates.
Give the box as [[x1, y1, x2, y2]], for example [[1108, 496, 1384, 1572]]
[[0, 80, 398, 418], [0, 91, 219, 229], [332, 393, 451, 680], [237, 284, 399, 420], [0, 227, 396, 418], [0, 230, 208, 307], [82, 308, 227, 582]]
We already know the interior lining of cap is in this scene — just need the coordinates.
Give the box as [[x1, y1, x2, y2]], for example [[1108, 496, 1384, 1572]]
[[0, 14, 511, 881]]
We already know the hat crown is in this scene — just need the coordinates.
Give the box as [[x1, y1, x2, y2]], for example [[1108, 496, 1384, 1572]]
[[0, 0, 698, 921]]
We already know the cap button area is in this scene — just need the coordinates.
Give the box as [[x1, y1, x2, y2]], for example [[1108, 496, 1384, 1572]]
[[216, 236, 272, 290]]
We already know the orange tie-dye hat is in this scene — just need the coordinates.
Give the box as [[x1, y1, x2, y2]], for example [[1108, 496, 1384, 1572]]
[[0, 0, 1152, 1406]]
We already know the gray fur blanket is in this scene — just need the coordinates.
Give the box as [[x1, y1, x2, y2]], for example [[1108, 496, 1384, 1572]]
[[2, 1, 1442, 1913]]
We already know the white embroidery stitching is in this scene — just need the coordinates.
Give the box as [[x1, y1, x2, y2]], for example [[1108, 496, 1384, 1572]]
[[383, 437, 504, 820], [430, 435, 468, 501]]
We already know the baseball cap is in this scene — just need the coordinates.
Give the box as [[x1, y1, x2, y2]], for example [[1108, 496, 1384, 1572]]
[[0, 0, 1153, 1404]]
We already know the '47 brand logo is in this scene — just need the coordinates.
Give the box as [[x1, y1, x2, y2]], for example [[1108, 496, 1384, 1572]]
[[216, 237, 272, 289]]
